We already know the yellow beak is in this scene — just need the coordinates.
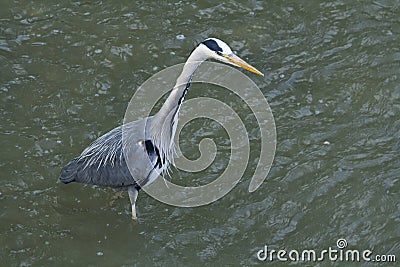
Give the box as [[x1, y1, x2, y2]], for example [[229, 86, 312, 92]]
[[226, 54, 264, 76]]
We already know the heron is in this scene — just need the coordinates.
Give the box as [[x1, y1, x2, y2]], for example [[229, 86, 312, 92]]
[[59, 38, 263, 220]]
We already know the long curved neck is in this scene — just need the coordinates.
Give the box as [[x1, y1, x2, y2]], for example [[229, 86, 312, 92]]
[[149, 46, 208, 162], [152, 47, 207, 132], [156, 50, 206, 122]]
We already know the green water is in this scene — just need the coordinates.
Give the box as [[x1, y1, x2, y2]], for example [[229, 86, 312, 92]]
[[1, 0, 399, 266]]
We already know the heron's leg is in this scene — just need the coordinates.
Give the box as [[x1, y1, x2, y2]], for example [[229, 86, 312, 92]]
[[127, 187, 139, 220]]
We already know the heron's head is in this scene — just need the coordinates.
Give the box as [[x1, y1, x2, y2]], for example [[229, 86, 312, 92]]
[[200, 38, 264, 76]]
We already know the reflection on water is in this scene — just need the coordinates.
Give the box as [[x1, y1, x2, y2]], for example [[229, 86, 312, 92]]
[[1, 0, 399, 265]]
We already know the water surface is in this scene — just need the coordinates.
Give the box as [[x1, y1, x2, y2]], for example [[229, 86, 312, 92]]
[[1, 0, 399, 266]]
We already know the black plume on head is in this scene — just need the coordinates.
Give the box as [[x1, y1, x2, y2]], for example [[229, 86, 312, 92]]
[[201, 39, 223, 52]]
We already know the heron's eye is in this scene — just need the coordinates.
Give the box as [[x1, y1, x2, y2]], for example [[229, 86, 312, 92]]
[[216, 51, 223, 56]]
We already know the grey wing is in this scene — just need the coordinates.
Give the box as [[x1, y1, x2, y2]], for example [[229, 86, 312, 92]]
[[60, 123, 155, 188]]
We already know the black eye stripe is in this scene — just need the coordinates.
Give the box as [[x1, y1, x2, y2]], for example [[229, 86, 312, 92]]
[[202, 39, 223, 52], [216, 51, 223, 56]]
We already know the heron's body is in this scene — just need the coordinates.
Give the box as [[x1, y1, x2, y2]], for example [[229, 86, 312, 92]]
[[59, 38, 263, 220], [60, 119, 159, 188]]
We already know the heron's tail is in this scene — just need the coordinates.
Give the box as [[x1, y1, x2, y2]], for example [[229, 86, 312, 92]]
[[59, 158, 78, 184]]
